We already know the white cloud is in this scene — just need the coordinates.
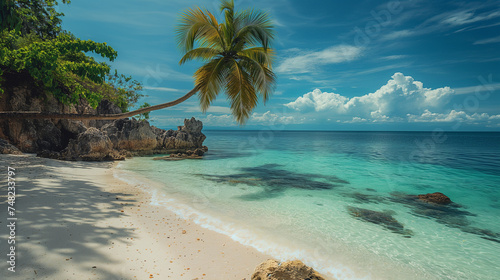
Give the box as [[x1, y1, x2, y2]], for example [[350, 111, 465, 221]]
[[284, 73, 500, 126], [251, 111, 299, 125], [441, 10, 500, 26], [286, 89, 348, 112], [382, 29, 415, 40], [474, 35, 500, 45], [202, 114, 237, 127], [286, 73, 454, 119], [381, 55, 408, 60], [408, 110, 500, 124], [276, 45, 363, 74], [190, 111, 301, 127], [453, 83, 500, 95]]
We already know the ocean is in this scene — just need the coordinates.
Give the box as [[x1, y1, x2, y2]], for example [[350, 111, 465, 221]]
[[115, 130, 500, 280]]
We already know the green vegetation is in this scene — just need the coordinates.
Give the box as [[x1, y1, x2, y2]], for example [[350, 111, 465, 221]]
[[0, 0, 143, 111], [176, 0, 276, 123], [0, 0, 275, 124]]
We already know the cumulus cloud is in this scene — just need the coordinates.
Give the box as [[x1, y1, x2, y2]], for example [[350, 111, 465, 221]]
[[251, 111, 299, 125], [285, 72, 500, 125], [286, 89, 348, 112], [193, 111, 300, 127], [287, 73, 454, 117], [276, 45, 363, 74], [408, 110, 500, 124]]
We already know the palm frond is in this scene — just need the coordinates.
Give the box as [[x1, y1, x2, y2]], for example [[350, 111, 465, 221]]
[[194, 57, 230, 111], [179, 48, 221, 65], [220, 0, 234, 13], [176, 0, 276, 125], [226, 59, 258, 124], [234, 10, 274, 50], [238, 56, 276, 103], [175, 7, 224, 52], [238, 47, 274, 68]]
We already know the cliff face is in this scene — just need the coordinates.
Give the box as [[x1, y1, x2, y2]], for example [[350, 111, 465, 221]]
[[0, 74, 206, 160]]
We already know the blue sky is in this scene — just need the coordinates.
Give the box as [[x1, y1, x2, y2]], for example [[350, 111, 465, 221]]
[[59, 0, 500, 131]]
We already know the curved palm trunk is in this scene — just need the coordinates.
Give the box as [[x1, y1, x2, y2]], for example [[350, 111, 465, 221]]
[[0, 87, 199, 120]]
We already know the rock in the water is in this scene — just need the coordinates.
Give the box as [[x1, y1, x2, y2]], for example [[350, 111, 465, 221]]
[[347, 206, 414, 237], [153, 147, 206, 161], [251, 259, 326, 280], [0, 139, 23, 154], [417, 192, 452, 205], [155, 117, 206, 151]]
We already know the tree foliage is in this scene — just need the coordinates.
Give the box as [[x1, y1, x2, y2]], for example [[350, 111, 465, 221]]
[[0, 0, 143, 111], [0, 0, 276, 123], [176, 0, 276, 123], [1, 0, 69, 39]]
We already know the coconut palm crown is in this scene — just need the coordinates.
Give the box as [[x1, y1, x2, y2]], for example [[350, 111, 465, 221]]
[[176, 0, 276, 124]]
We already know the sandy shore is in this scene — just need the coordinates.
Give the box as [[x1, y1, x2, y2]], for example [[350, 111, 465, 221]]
[[0, 154, 271, 279]]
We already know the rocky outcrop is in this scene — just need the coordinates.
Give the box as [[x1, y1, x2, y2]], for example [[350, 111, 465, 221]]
[[0, 75, 207, 160], [252, 259, 326, 280], [61, 128, 122, 161], [154, 117, 206, 151], [0, 73, 115, 153], [0, 139, 22, 154], [417, 192, 452, 205], [102, 118, 158, 152]]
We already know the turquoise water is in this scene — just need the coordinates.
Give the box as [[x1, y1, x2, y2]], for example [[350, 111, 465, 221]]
[[116, 131, 500, 280]]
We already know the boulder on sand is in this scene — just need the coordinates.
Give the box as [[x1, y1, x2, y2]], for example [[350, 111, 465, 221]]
[[251, 259, 326, 280]]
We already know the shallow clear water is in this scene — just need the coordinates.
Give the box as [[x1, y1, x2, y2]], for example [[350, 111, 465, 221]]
[[116, 131, 500, 280]]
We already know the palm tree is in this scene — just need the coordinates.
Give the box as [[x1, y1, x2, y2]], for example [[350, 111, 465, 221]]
[[0, 0, 276, 124]]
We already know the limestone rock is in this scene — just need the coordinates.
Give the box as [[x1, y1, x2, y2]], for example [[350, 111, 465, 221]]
[[155, 117, 206, 151], [251, 259, 326, 280], [101, 118, 157, 151], [0, 74, 207, 160], [0, 75, 97, 153], [417, 192, 452, 205], [61, 128, 122, 161], [0, 139, 23, 154], [93, 100, 123, 129]]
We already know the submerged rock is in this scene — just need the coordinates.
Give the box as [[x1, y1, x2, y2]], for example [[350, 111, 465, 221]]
[[389, 192, 500, 243], [251, 259, 326, 280], [199, 164, 349, 200], [153, 148, 206, 161], [417, 192, 452, 205], [347, 206, 414, 237], [345, 192, 386, 204]]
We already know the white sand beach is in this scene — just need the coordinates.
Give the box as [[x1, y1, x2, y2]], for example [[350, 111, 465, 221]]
[[0, 154, 271, 280]]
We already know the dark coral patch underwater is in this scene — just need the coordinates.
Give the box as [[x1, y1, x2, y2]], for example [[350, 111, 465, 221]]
[[198, 164, 350, 200], [389, 192, 500, 243], [346, 206, 414, 238]]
